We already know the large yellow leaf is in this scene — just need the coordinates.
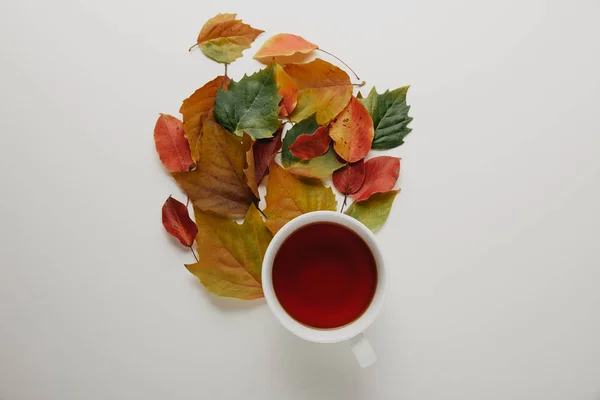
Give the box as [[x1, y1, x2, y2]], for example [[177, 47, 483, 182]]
[[264, 163, 337, 234], [171, 117, 257, 217], [193, 13, 263, 64], [186, 204, 271, 300], [179, 76, 229, 162], [284, 58, 353, 125]]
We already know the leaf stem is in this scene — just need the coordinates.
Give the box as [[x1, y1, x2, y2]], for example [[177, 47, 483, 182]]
[[221, 64, 229, 89], [189, 246, 198, 261], [317, 48, 361, 81], [188, 43, 198, 52], [257, 207, 268, 219], [340, 193, 348, 213]]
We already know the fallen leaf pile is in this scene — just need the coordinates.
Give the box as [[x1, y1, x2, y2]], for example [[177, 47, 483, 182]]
[[154, 13, 414, 300]]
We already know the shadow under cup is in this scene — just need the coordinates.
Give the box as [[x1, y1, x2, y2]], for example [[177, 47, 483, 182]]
[[271, 221, 378, 330]]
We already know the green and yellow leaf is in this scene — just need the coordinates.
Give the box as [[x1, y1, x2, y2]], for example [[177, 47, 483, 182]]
[[186, 204, 271, 300]]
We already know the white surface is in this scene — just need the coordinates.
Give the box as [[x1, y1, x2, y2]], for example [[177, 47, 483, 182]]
[[1, 0, 599, 399], [261, 211, 388, 344]]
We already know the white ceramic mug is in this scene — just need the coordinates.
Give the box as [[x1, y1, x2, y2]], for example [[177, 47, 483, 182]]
[[262, 211, 388, 368]]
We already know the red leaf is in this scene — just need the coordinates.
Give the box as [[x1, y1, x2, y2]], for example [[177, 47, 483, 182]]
[[333, 159, 366, 195], [154, 114, 195, 172], [253, 126, 283, 186], [289, 126, 331, 160], [352, 156, 400, 201], [162, 196, 198, 247]]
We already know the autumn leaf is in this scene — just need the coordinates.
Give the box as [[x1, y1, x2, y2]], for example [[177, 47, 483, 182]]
[[289, 126, 331, 160], [264, 163, 337, 234], [284, 58, 353, 124], [360, 86, 413, 149], [332, 159, 365, 195], [282, 115, 344, 178], [214, 64, 282, 139], [254, 33, 318, 62], [345, 190, 399, 232], [275, 64, 297, 117], [186, 204, 271, 300], [352, 156, 400, 201], [192, 13, 263, 64], [154, 114, 195, 172], [253, 125, 283, 186], [329, 96, 374, 162], [171, 117, 257, 217], [286, 147, 345, 179], [161, 196, 198, 247], [242, 134, 259, 198], [179, 76, 230, 162]]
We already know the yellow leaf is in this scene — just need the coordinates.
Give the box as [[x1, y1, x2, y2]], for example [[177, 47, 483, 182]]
[[284, 58, 353, 125], [172, 117, 257, 217], [194, 13, 263, 64], [186, 204, 271, 300], [179, 76, 229, 162], [264, 163, 337, 234]]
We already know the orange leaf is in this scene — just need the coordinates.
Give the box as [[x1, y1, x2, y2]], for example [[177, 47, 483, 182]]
[[194, 13, 263, 64], [275, 64, 297, 117], [154, 114, 195, 172], [352, 156, 400, 201], [254, 33, 318, 62], [264, 163, 337, 234], [161, 196, 197, 247], [186, 204, 271, 300], [332, 159, 366, 195], [284, 59, 353, 125], [253, 126, 283, 186], [179, 76, 230, 162], [289, 126, 331, 160], [329, 96, 374, 162], [171, 116, 257, 217]]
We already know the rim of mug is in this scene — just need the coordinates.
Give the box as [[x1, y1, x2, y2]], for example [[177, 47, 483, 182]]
[[261, 211, 387, 343]]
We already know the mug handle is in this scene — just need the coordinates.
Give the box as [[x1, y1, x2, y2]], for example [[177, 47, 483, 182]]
[[349, 333, 377, 368]]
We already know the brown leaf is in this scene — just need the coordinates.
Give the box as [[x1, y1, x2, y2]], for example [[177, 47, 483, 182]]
[[352, 156, 400, 201], [186, 204, 271, 300], [253, 126, 283, 186], [161, 196, 197, 247], [332, 159, 366, 195], [154, 114, 195, 172], [179, 76, 230, 162], [289, 125, 331, 160], [171, 116, 257, 217], [264, 163, 337, 234], [242, 134, 259, 198]]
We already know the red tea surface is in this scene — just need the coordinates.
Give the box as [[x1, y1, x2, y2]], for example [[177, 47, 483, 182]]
[[272, 222, 377, 329]]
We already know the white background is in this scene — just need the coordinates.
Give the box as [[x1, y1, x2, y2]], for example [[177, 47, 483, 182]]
[[1, 0, 599, 399]]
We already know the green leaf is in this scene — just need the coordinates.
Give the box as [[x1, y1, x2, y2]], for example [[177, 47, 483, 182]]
[[282, 115, 344, 178], [345, 190, 399, 232], [214, 64, 282, 139], [360, 86, 413, 150]]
